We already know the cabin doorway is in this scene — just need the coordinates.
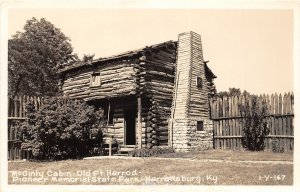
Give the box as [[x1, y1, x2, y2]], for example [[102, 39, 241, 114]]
[[124, 108, 136, 145]]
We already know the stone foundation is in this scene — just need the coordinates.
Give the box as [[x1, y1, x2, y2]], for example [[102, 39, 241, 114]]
[[169, 118, 213, 151]]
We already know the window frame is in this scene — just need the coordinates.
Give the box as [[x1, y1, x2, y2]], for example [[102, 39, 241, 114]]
[[90, 72, 101, 87], [196, 121, 204, 132], [196, 76, 202, 89], [108, 108, 114, 125]]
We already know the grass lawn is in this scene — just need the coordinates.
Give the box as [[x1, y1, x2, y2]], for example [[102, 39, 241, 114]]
[[156, 149, 294, 161], [8, 150, 293, 185]]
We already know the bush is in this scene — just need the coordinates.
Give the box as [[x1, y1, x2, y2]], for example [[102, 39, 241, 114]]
[[129, 147, 175, 157], [271, 139, 285, 153], [20, 97, 105, 160], [239, 95, 269, 151]]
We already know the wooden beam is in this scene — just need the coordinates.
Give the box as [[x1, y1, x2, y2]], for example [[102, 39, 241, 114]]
[[109, 140, 112, 156], [137, 96, 142, 149], [107, 100, 111, 126]]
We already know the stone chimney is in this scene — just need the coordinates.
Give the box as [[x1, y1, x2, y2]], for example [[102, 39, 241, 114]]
[[169, 31, 213, 151]]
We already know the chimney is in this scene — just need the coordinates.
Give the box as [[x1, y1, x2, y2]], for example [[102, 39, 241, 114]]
[[169, 31, 213, 151]]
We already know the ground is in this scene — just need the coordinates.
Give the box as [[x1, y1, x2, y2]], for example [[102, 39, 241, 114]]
[[8, 149, 293, 185]]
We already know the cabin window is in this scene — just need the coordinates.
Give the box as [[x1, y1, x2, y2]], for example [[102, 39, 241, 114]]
[[90, 72, 101, 87], [197, 121, 204, 131], [196, 76, 202, 89]]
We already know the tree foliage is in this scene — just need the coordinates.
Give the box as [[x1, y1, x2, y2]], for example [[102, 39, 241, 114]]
[[20, 97, 105, 160], [8, 17, 78, 97], [82, 54, 95, 63], [239, 95, 269, 151], [217, 88, 241, 97], [207, 80, 217, 98]]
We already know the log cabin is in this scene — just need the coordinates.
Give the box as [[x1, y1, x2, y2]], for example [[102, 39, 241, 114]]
[[59, 31, 216, 152]]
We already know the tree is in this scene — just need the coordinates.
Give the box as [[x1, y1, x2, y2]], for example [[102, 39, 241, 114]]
[[217, 88, 241, 97], [20, 97, 105, 160], [207, 80, 217, 98], [8, 17, 78, 97], [239, 95, 269, 151]]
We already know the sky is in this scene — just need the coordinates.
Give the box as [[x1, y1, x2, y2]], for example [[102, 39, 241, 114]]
[[8, 9, 294, 95]]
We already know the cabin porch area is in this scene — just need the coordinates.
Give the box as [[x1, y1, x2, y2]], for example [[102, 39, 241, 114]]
[[88, 95, 150, 154]]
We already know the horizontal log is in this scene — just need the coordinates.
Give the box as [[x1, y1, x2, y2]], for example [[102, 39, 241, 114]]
[[147, 70, 174, 78], [158, 132, 168, 136], [265, 135, 294, 138], [64, 79, 90, 88], [66, 80, 136, 93], [144, 74, 174, 82], [214, 135, 294, 139], [147, 80, 174, 89], [101, 66, 135, 76], [147, 56, 175, 66], [156, 127, 168, 132], [145, 61, 174, 73], [63, 83, 90, 91], [101, 71, 135, 82], [101, 77, 136, 85], [157, 136, 168, 141], [99, 63, 135, 72], [146, 86, 173, 95], [65, 72, 91, 82], [148, 53, 176, 64]]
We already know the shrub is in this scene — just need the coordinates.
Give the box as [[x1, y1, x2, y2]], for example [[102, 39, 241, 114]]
[[20, 97, 105, 160], [129, 147, 175, 157], [271, 139, 285, 153], [239, 95, 269, 151]]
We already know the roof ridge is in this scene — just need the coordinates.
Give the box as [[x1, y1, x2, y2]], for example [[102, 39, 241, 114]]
[[59, 40, 177, 74]]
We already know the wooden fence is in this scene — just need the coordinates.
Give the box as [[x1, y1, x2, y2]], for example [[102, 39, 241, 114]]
[[8, 93, 294, 161], [210, 93, 294, 151], [8, 96, 42, 160]]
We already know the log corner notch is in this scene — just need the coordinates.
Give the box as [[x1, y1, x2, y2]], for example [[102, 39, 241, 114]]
[[137, 96, 142, 149], [136, 55, 147, 149], [135, 55, 147, 149]]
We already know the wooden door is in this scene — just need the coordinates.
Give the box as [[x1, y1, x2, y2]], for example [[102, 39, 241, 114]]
[[124, 109, 136, 145]]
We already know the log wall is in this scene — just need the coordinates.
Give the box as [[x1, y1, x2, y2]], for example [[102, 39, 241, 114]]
[[102, 105, 125, 146], [144, 47, 177, 147], [61, 60, 139, 100]]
